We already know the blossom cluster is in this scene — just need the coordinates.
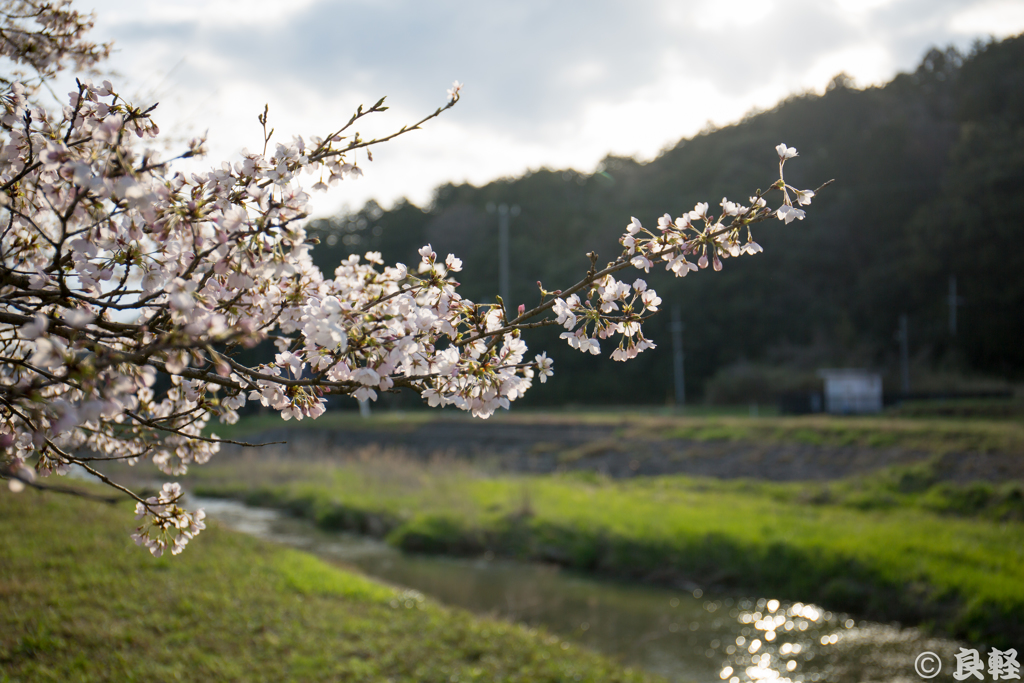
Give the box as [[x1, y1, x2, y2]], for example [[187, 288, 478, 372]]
[[0, 1, 822, 554], [548, 143, 815, 361], [130, 483, 206, 557]]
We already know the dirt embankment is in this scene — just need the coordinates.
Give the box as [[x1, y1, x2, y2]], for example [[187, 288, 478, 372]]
[[221, 420, 1024, 483]]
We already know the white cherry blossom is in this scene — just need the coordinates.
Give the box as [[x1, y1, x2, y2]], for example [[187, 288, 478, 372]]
[[777, 205, 807, 223], [776, 143, 799, 159]]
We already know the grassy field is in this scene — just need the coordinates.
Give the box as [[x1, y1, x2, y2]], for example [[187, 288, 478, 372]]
[[0, 489, 660, 683], [189, 454, 1024, 648], [652, 414, 1024, 454], [209, 405, 1024, 456]]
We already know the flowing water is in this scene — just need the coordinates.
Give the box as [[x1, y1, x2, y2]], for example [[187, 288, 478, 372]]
[[196, 497, 967, 683]]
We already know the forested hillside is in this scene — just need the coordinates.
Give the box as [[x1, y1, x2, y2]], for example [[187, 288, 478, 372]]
[[309, 36, 1024, 406]]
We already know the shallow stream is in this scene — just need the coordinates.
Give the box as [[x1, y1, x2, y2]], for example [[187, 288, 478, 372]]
[[196, 497, 966, 683]]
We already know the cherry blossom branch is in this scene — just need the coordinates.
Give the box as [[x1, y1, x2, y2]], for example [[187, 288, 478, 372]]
[[0, 0, 826, 558]]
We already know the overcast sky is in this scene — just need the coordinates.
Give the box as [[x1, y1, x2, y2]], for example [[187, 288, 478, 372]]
[[77, 0, 1024, 217]]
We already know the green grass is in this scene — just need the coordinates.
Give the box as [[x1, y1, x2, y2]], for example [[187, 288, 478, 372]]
[[0, 489, 660, 683], [208, 410, 437, 440], [210, 408, 1024, 456], [190, 456, 1024, 647], [887, 398, 1024, 420], [655, 415, 1024, 454]]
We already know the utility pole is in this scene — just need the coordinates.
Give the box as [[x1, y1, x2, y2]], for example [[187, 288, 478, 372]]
[[948, 275, 964, 335], [671, 306, 685, 408], [486, 203, 520, 309], [897, 313, 910, 394]]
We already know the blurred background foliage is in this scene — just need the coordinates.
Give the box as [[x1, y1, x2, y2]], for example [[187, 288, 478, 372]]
[[305, 36, 1024, 407]]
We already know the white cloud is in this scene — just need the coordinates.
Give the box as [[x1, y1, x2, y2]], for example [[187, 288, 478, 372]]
[[690, 0, 775, 31], [948, 0, 1024, 36], [831, 0, 901, 16], [798, 43, 894, 90], [69, 0, 1017, 216]]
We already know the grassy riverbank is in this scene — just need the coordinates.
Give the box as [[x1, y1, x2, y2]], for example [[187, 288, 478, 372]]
[[191, 455, 1024, 648], [210, 407, 1024, 457], [0, 490, 659, 683]]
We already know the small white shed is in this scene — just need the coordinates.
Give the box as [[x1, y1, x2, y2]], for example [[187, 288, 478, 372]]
[[817, 369, 883, 414]]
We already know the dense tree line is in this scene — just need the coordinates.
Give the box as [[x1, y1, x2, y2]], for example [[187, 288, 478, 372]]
[[309, 36, 1024, 406]]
